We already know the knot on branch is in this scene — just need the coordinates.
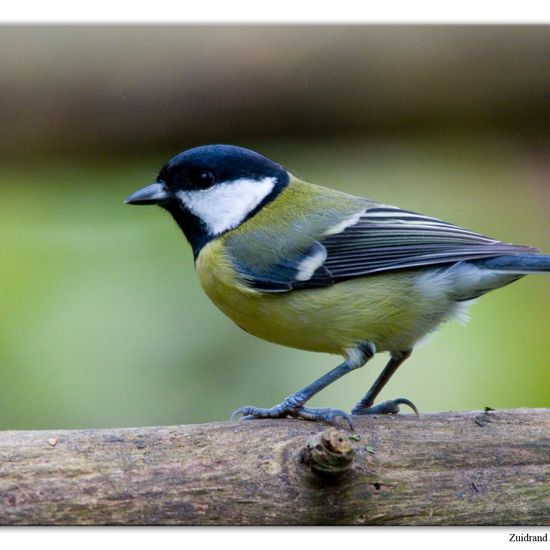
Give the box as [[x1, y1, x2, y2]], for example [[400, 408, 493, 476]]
[[300, 428, 354, 477]]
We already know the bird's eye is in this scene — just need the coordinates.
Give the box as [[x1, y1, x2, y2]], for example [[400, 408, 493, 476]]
[[191, 170, 215, 189]]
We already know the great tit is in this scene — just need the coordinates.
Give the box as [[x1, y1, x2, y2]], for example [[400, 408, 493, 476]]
[[126, 144, 549, 426]]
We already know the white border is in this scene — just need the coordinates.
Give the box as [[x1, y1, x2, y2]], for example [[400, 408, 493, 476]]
[[1, 527, 549, 549], [1, 1, 550, 23], [1, 0, 548, 542]]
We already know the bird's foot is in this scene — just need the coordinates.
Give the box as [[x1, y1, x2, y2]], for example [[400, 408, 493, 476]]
[[232, 398, 353, 429], [351, 397, 419, 416]]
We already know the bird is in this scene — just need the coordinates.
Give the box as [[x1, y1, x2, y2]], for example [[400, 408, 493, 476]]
[[126, 144, 549, 427]]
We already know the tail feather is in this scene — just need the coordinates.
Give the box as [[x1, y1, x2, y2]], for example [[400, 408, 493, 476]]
[[448, 253, 548, 301], [475, 254, 550, 274]]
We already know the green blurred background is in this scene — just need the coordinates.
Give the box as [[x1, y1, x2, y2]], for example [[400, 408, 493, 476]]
[[1, 26, 549, 430]]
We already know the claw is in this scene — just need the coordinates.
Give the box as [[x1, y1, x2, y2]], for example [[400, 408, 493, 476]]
[[352, 397, 419, 416], [231, 405, 285, 421], [231, 407, 249, 421], [231, 403, 354, 430], [391, 398, 419, 416], [230, 408, 242, 421], [296, 406, 354, 430]]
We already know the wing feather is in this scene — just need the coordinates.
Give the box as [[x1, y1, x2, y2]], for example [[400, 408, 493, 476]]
[[318, 206, 535, 278], [232, 204, 537, 293]]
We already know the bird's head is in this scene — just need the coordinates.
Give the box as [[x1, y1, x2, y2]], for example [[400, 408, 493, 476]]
[[126, 144, 289, 255]]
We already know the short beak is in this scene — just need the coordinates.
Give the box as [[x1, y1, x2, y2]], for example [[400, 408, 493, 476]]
[[125, 182, 170, 205]]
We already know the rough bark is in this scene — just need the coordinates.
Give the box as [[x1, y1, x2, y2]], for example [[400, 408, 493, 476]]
[[0, 409, 549, 525]]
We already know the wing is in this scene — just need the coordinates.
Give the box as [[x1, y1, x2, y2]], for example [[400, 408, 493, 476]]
[[320, 206, 537, 278], [231, 204, 537, 293]]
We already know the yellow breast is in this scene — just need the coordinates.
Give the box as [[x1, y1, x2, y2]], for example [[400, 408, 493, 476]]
[[195, 239, 455, 356]]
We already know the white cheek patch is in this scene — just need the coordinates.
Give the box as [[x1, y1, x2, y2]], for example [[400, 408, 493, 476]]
[[176, 177, 276, 236], [295, 246, 327, 281]]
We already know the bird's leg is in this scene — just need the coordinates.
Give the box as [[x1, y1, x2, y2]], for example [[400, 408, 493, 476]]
[[232, 342, 376, 428], [351, 349, 419, 415]]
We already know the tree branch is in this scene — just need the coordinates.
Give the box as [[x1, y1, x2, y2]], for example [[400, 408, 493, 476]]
[[1, 409, 549, 525]]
